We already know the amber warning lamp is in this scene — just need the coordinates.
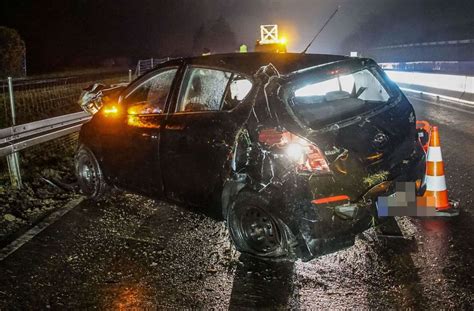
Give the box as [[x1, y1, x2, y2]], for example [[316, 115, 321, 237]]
[[102, 104, 120, 117]]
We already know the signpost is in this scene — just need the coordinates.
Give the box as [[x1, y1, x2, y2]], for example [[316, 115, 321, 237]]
[[260, 25, 280, 44]]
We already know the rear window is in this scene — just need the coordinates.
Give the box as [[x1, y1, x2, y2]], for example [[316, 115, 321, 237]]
[[289, 65, 392, 129]]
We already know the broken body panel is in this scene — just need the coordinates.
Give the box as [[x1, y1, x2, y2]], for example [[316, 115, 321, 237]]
[[241, 59, 426, 259], [78, 83, 128, 114], [78, 53, 426, 261]]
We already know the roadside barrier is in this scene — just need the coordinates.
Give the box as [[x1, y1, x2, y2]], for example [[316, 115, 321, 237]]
[[0, 72, 129, 189], [385, 70, 474, 105], [418, 126, 459, 216]]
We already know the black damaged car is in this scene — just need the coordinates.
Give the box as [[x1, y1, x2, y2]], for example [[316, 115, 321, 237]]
[[75, 53, 426, 261]]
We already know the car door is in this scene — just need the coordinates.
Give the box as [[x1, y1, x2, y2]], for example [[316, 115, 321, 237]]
[[100, 66, 180, 196], [161, 65, 253, 206]]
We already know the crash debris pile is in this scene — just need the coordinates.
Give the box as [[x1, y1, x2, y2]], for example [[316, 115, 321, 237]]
[[0, 134, 79, 246]]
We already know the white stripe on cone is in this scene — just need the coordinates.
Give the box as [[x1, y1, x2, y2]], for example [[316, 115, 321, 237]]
[[425, 175, 447, 192], [427, 146, 443, 162]]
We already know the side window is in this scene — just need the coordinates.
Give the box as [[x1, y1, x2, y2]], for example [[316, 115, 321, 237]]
[[222, 76, 253, 111], [177, 67, 230, 112], [176, 67, 253, 112], [125, 68, 177, 115]]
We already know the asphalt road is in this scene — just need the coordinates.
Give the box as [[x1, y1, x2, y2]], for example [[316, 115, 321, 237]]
[[0, 94, 473, 309]]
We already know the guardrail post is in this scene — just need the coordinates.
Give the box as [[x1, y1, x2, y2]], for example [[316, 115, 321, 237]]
[[136, 61, 140, 77], [8, 77, 16, 124], [6, 77, 22, 189], [128, 69, 132, 82]]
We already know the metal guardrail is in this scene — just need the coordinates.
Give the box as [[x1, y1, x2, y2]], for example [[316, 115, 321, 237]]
[[380, 61, 474, 76], [1, 72, 129, 189], [385, 70, 474, 106], [0, 111, 91, 157], [372, 39, 474, 50]]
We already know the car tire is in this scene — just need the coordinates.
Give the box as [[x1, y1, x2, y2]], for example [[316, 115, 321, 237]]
[[227, 190, 291, 259], [75, 145, 108, 200]]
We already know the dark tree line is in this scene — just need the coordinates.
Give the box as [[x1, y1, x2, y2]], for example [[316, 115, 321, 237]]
[[0, 26, 25, 78], [0, 0, 243, 73], [192, 17, 237, 55]]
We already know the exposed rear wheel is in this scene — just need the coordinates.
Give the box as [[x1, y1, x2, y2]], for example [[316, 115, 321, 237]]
[[227, 190, 289, 258], [75, 145, 108, 199]]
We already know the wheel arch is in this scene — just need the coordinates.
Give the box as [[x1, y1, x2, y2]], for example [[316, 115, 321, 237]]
[[221, 179, 247, 219]]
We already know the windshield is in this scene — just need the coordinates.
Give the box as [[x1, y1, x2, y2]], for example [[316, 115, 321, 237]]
[[289, 65, 393, 129]]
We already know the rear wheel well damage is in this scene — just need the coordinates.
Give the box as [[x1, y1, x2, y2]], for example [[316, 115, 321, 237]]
[[222, 126, 376, 260], [222, 125, 302, 258], [222, 62, 401, 260], [226, 189, 297, 259], [221, 92, 317, 258]]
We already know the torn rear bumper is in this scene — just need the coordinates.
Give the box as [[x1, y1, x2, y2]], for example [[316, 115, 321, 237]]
[[291, 150, 426, 261]]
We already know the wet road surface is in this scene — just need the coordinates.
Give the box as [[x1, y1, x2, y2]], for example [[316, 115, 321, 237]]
[[1, 94, 473, 309]]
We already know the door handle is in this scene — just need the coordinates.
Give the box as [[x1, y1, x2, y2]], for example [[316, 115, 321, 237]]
[[212, 140, 230, 149], [141, 133, 159, 139], [165, 124, 186, 130]]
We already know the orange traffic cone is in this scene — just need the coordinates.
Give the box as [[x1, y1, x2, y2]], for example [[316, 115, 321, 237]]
[[422, 126, 452, 211]]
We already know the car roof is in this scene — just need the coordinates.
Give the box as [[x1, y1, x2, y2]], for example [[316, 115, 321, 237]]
[[161, 52, 349, 76]]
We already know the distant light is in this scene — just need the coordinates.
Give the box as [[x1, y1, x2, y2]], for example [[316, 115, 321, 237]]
[[280, 37, 287, 45]]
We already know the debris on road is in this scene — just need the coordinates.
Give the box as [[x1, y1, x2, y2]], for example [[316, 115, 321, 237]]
[[0, 135, 79, 247], [3, 214, 16, 222]]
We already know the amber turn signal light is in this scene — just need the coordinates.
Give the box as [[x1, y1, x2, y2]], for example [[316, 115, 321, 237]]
[[102, 104, 119, 116]]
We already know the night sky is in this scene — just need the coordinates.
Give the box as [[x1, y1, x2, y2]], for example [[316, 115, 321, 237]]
[[1, 0, 473, 73]]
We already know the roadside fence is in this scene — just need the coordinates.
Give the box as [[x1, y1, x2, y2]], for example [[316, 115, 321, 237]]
[[135, 58, 172, 77], [0, 70, 130, 188]]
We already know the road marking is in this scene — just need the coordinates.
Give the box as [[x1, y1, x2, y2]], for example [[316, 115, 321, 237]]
[[0, 197, 84, 262], [408, 96, 474, 115]]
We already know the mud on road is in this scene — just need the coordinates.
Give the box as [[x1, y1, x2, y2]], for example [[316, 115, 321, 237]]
[[0, 96, 473, 309]]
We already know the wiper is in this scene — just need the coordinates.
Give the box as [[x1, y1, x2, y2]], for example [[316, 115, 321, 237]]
[[315, 98, 397, 134]]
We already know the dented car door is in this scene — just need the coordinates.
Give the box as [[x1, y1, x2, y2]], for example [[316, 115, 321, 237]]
[[161, 66, 254, 206], [101, 67, 180, 196]]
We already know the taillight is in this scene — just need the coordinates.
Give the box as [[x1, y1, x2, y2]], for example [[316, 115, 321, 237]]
[[258, 128, 331, 174]]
